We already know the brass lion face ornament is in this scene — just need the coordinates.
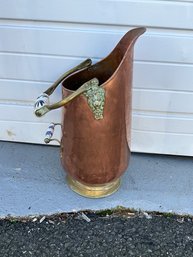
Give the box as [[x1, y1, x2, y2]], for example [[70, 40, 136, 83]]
[[34, 28, 146, 198]]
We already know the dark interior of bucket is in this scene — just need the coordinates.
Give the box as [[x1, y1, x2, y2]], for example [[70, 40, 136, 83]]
[[62, 51, 123, 91]]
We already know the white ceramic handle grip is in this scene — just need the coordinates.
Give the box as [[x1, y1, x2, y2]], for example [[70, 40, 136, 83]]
[[44, 123, 61, 144], [34, 93, 49, 114]]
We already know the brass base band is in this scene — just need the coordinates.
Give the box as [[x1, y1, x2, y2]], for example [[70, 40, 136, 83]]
[[66, 176, 121, 198]]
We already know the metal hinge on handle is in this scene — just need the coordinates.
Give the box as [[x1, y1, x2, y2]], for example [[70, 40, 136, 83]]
[[44, 123, 61, 145]]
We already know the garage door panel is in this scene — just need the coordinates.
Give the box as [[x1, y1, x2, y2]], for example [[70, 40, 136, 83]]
[[132, 114, 193, 134], [0, 0, 193, 30], [1, 103, 192, 139], [0, 54, 88, 82], [132, 130, 193, 156], [0, 104, 61, 124], [133, 89, 193, 114], [0, 120, 60, 145], [1, 25, 193, 64], [1, 54, 193, 92], [0, 80, 60, 103], [1, 119, 193, 156], [134, 62, 193, 91], [1, 80, 192, 115]]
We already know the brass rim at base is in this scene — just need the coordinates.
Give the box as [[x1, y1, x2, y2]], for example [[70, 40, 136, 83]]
[[66, 176, 121, 198]]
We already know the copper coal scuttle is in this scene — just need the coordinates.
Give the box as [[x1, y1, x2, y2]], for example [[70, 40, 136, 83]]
[[34, 27, 146, 198]]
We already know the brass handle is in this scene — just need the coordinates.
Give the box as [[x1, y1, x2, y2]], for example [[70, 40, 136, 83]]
[[35, 78, 99, 117], [44, 58, 92, 96], [44, 122, 61, 144], [34, 58, 92, 117]]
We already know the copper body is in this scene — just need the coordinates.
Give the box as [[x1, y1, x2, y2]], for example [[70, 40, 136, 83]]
[[61, 28, 146, 186]]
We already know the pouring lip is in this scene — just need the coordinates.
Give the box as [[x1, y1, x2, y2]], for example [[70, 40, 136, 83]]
[[62, 27, 146, 93], [101, 27, 146, 88]]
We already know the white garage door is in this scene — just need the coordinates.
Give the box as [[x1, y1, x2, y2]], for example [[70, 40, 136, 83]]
[[0, 0, 193, 156]]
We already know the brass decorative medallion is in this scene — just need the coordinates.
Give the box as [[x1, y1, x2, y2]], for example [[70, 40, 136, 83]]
[[83, 78, 105, 120]]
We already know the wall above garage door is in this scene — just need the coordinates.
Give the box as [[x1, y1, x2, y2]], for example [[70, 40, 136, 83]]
[[0, 0, 193, 156]]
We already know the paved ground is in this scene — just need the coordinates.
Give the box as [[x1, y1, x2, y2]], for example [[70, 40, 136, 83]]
[[0, 142, 193, 217], [1, 142, 193, 256], [0, 210, 193, 257]]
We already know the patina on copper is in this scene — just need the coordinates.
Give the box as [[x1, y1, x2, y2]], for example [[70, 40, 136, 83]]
[[60, 28, 146, 196]]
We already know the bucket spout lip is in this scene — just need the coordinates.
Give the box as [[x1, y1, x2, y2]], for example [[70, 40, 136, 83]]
[[127, 27, 146, 46], [100, 27, 146, 88], [114, 27, 146, 55], [61, 27, 146, 92], [131, 27, 146, 35]]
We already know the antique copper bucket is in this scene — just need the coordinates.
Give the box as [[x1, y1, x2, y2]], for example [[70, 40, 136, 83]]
[[34, 27, 146, 198]]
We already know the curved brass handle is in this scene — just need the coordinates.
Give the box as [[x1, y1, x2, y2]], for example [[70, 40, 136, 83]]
[[44, 58, 92, 96], [35, 78, 99, 117], [34, 58, 92, 116]]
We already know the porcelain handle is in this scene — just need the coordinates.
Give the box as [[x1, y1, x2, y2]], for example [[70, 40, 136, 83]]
[[34, 93, 49, 113], [44, 123, 61, 144]]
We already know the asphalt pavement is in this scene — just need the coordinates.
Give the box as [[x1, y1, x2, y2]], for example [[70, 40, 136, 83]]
[[0, 210, 193, 257]]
